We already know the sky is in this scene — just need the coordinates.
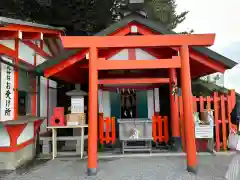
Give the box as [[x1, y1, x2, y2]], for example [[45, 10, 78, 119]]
[[175, 0, 240, 92]]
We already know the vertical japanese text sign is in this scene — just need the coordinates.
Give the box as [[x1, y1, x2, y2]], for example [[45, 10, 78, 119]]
[[1, 57, 14, 121]]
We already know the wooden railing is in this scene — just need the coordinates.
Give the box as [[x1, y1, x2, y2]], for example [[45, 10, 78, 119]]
[[152, 116, 169, 143], [99, 116, 116, 144], [178, 90, 236, 151]]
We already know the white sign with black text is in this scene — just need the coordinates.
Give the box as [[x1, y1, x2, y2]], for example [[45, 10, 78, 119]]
[[195, 125, 214, 139], [1, 57, 14, 121], [71, 97, 84, 113]]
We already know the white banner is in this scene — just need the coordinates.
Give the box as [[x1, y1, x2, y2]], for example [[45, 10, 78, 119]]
[[1, 57, 14, 121]]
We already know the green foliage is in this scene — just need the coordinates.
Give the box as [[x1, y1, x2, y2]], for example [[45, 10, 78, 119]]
[[3, 0, 52, 23], [113, 0, 190, 31], [1, 0, 190, 34], [144, 0, 188, 30]]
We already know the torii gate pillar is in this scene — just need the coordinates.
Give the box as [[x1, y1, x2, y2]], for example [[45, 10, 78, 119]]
[[169, 68, 181, 151], [180, 45, 198, 173], [87, 47, 98, 176]]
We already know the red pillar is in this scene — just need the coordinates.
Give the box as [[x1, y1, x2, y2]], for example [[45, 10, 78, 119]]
[[169, 68, 181, 151], [180, 45, 197, 173], [87, 47, 98, 176], [14, 39, 19, 120]]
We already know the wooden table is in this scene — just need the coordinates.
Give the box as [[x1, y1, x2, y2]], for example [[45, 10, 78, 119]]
[[47, 125, 88, 160]]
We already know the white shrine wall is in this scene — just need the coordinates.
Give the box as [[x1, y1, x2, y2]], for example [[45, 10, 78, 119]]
[[40, 76, 48, 132], [48, 80, 57, 126], [40, 78, 57, 133], [19, 41, 35, 65], [0, 40, 15, 50]]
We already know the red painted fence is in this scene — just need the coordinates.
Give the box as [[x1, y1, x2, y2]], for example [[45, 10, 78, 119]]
[[178, 90, 236, 151], [152, 116, 169, 143], [99, 116, 116, 144], [98, 115, 169, 145]]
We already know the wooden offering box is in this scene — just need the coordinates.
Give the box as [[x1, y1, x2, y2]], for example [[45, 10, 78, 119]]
[[66, 113, 86, 126]]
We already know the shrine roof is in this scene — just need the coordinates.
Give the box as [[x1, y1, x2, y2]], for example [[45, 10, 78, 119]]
[[192, 79, 240, 100], [0, 16, 65, 31], [36, 15, 237, 74]]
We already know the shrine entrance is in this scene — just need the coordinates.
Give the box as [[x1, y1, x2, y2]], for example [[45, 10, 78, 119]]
[[59, 34, 215, 175]]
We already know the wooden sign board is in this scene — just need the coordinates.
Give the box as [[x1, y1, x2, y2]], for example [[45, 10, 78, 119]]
[[1, 57, 14, 121]]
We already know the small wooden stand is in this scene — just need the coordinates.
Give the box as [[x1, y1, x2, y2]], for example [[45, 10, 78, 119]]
[[47, 125, 88, 160]]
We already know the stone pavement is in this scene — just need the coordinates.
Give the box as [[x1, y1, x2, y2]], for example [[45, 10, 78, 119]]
[[0, 155, 234, 180]]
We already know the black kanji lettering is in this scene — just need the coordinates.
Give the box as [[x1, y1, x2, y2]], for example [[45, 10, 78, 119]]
[[5, 90, 11, 99], [4, 108, 11, 116], [5, 99, 10, 107], [6, 75, 10, 81], [6, 81, 10, 89]]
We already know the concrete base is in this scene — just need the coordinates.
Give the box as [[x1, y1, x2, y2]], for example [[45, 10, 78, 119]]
[[171, 137, 182, 152], [87, 168, 97, 176], [42, 139, 51, 154], [187, 165, 198, 174], [0, 144, 35, 170], [76, 140, 81, 154]]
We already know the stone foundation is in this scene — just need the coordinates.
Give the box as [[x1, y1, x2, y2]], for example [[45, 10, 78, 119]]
[[0, 144, 35, 170]]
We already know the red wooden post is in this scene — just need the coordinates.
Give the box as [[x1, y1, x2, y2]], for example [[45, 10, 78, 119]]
[[158, 116, 163, 142], [179, 96, 185, 151], [111, 117, 116, 144], [87, 47, 98, 176], [220, 95, 227, 151], [180, 45, 197, 173], [152, 116, 157, 142], [192, 96, 197, 112], [207, 96, 211, 111], [106, 117, 110, 143], [32, 48, 37, 116], [200, 96, 204, 112], [213, 92, 220, 151], [164, 116, 169, 143], [227, 95, 232, 132], [169, 68, 181, 150], [14, 39, 19, 120]]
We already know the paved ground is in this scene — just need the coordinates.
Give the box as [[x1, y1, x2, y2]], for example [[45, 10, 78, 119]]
[[0, 155, 234, 180]]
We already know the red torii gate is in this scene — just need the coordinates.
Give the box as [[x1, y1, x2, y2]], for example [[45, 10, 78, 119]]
[[59, 34, 215, 175]]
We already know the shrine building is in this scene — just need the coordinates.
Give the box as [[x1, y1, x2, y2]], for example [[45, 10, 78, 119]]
[[36, 13, 237, 176], [0, 6, 238, 177], [0, 16, 63, 169]]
